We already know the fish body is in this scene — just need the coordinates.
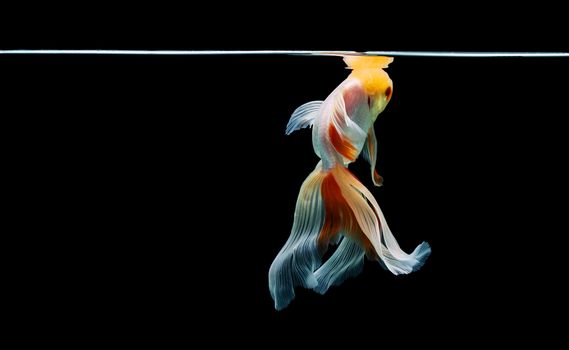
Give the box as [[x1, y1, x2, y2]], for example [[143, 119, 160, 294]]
[[270, 56, 431, 310]]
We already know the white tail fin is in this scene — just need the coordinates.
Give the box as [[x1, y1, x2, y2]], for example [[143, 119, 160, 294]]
[[332, 167, 431, 275], [269, 163, 431, 310], [268, 162, 325, 310]]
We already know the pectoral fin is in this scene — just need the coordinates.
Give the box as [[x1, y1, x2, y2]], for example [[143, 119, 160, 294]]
[[361, 127, 383, 186], [286, 100, 323, 135]]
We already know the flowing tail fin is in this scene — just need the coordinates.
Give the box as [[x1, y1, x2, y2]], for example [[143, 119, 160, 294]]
[[269, 163, 431, 310], [268, 162, 326, 310], [330, 166, 431, 275]]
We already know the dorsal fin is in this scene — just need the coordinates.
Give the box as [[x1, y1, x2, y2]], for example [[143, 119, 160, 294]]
[[286, 100, 323, 135]]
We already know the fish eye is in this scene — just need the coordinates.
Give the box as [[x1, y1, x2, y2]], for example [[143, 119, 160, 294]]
[[385, 86, 392, 100]]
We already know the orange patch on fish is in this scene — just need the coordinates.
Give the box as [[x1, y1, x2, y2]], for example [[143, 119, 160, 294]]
[[318, 171, 377, 260], [329, 123, 357, 161]]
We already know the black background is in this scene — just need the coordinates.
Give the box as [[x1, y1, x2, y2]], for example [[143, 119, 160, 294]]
[[3, 14, 568, 344]]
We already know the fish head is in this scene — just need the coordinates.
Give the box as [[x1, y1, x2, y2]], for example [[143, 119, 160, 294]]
[[344, 56, 394, 120]]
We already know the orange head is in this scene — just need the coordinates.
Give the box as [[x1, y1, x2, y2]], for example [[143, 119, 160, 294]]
[[344, 56, 393, 96], [344, 56, 394, 117]]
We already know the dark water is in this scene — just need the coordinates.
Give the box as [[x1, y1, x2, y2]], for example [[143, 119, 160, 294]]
[[4, 51, 568, 343]]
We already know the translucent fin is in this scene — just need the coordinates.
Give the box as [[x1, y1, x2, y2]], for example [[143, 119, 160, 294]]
[[332, 167, 431, 275], [373, 201, 432, 274], [286, 101, 323, 135], [313, 236, 365, 294], [361, 127, 383, 186], [380, 241, 431, 274], [268, 162, 325, 310]]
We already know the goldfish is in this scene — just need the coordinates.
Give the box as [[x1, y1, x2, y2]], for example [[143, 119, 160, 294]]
[[269, 56, 431, 310]]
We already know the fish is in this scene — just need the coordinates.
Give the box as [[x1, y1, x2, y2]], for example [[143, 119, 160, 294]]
[[269, 56, 431, 310]]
